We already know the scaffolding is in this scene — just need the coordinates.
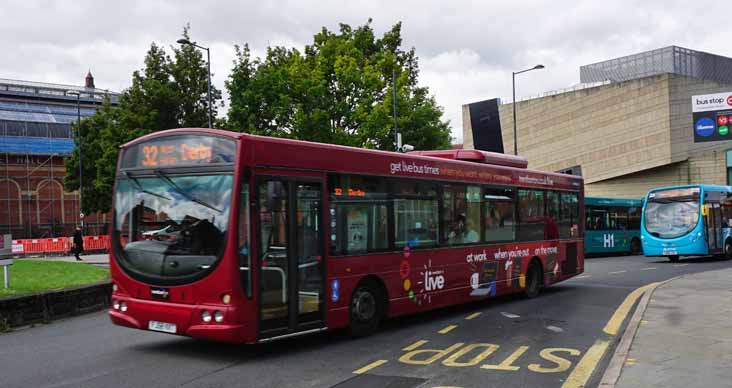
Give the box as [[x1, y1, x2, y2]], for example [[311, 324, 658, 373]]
[[0, 78, 119, 239]]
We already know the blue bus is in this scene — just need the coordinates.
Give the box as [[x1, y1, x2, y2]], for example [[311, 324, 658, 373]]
[[585, 197, 642, 255], [641, 185, 732, 262]]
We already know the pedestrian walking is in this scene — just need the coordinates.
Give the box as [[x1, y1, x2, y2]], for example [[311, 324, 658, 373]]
[[73, 226, 84, 261]]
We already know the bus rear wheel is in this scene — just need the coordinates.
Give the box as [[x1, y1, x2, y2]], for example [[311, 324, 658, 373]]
[[524, 261, 543, 299], [668, 255, 679, 263], [724, 240, 732, 261], [349, 281, 384, 337]]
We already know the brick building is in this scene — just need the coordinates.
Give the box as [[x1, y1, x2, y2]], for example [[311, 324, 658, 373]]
[[463, 46, 732, 198], [0, 74, 119, 238]]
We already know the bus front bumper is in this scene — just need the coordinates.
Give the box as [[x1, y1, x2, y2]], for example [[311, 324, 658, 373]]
[[109, 296, 250, 343], [642, 236, 707, 257]]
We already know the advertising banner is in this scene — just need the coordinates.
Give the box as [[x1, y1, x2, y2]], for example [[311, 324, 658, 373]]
[[692, 92, 732, 142]]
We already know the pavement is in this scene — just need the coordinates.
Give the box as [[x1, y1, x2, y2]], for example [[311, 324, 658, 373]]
[[20, 253, 110, 266], [614, 267, 732, 388]]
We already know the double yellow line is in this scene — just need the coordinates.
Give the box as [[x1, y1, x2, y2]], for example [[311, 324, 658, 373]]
[[561, 282, 660, 388]]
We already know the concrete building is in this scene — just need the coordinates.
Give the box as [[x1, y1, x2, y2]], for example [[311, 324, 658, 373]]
[[0, 74, 119, 238], [463, 46, 732, 198]]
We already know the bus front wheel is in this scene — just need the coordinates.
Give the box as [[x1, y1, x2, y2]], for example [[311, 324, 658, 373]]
[[668, 255, 679, 263], [524, 261, 543, 299], [349, 281, 384, 337]]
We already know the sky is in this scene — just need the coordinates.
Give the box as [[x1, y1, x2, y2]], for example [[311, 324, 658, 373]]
[[3, 0, 729, 143]]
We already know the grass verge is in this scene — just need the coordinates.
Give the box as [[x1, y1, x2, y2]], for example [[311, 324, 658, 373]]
[[0, 260, 109, 298]]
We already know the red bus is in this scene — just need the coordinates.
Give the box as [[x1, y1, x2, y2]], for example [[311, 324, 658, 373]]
[[109, 128, 584, 343]]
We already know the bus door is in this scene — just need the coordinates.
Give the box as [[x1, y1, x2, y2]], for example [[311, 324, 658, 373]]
[[703, 203, 722, 252], [256, 176, 325, 339], [711, 203, 723, 252]]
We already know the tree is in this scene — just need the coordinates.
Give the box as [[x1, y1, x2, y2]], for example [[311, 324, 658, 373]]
[[225, 20, 452, 151], [64, 27, 221, 214]]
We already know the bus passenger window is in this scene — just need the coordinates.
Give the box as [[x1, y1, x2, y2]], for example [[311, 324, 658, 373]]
[[442, 185, 480, 245], [560, 193, 579, 238], [517, 189, 545, 242], [328, 174, 390, 255], [483, 187, 515, 242], [391, 179, 438, 249], [395, 199, 438, 248]]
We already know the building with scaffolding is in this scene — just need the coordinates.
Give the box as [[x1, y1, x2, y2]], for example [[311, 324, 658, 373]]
[[0, 73, 119, 239]]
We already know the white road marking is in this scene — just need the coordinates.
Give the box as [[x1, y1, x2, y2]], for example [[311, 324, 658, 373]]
[[500, 312, 521, 319], [672, 264, 688, 267], [575, 275, 591, 279], [608, 270, 627, 275], [640, 267, 657, 271], [546, 325, 564, 333]]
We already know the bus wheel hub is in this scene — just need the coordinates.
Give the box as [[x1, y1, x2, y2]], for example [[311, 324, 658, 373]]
[[353, 290, 375, 322]]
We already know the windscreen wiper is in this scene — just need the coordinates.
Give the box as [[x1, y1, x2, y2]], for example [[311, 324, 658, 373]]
[[124, 171, 171, 200], [154, 170, 222, 213]]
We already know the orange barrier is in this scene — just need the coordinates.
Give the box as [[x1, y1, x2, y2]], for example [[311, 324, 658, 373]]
[[11, 235, 110, 255], [83, 235, 110, 251]]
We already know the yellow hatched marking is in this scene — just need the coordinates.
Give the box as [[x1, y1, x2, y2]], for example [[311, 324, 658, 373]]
[[465, 312, 481, 320], [402, 340, 428, 352], [353, 359, 388, 374], [438, 325, 458, 334]]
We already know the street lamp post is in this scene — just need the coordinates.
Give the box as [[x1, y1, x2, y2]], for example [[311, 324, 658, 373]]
[[177, 38, 212, 128], [67, 90, 83, 229], [512, 64, 545, 155]]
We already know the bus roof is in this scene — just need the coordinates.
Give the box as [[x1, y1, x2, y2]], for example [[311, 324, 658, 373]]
[[407, 150, 528, 169], [645, 184, 732, 196], [121, 128, 583, 191], [585, 196, 642, 207]]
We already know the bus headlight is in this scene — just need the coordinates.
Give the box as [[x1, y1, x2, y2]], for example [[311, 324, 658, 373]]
[[221, 294, 231, 304], [120, 302, 128, 312], [214, 310, 224, 323], [112, 283, 118, 292], [113, 300, 120, 310], [201, 310, 212, 323]]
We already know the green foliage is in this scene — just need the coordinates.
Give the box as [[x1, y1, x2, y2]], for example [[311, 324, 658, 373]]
[[63, 26, 221, 213], [225, 20, 452, 151], [0, 260, 109, 298]]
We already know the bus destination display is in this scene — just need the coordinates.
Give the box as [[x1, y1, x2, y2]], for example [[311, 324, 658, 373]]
[[121, 135, 236, 168]]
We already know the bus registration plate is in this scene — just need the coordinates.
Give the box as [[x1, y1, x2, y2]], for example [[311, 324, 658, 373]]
[[663, 248, 677, 255], [148, 320, 176, 333]]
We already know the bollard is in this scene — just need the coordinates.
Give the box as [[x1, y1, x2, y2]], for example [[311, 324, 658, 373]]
[[1, 234, 12, 289], [0, 259, 12, 289]]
